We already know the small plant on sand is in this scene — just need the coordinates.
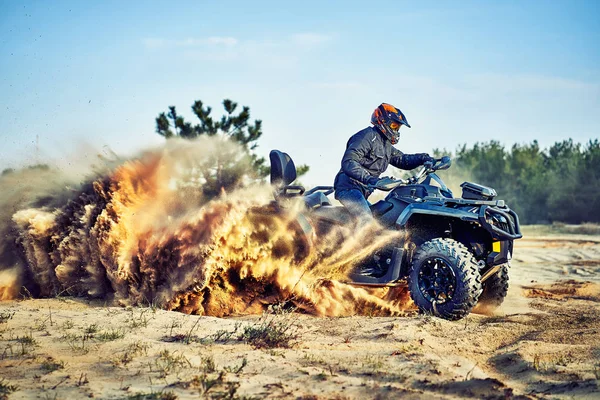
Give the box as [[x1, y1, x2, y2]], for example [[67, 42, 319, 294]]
[[128, 308, 153, 329], [84, 323, 99, 335], [315, 372, 329, 381], [77, 372, 89, 386], [15, 332, 37, 346], [67, 336, 89, 353], [0, 378, 18, 398], [0, 344, 14, 359], [161, 318, 203, 344], [200, 355, 217, 373], [34, 317, 49, 332], [64, 328, 93, 354], [125, 391, 178, 400], [300, 353, 327, 367], [361, 355, 385, 374], [12, 332, 38, 356], [223, 357, 247, 374], [168, 357, 249, 399], [190, 371, 244, 399], [151, 350, 192, 378], [142, 295, 164, 313], [239, 304, 299, 349], [61, 320, 74, 330], [391, 343, 422, 357], [210, 323, 242, 343], [96, 328, 125, 342], [553, 352, 574, 367], [165, 319, 183, 336], [40, 357, 65, 373], [0, 312, 15, 324], [113, 341, 149, 366]]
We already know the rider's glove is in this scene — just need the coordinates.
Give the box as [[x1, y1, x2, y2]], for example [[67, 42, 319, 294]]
[[375, 177, 396, 189], [419, 153, 435, 165], [366, 176, 380, 187]]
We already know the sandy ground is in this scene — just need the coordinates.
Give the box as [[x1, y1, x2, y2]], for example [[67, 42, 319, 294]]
[[1, 228, 600, 399]]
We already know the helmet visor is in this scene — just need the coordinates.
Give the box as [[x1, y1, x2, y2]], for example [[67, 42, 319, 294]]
[[387, 123, 401, 144]]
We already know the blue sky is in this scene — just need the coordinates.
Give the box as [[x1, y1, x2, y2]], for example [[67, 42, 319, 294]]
[[1, 0, 599, 185]]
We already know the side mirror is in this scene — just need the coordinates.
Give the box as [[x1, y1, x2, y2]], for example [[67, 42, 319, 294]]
[[435, 156, 452, 170]]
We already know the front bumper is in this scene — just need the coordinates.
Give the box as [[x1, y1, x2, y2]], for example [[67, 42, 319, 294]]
[[478, 205, 522, 240]]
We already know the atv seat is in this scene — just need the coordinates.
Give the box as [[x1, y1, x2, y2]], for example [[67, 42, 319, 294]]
[[269, 150, 305, 198]]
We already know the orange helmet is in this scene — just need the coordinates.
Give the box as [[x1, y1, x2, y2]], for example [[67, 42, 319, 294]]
[[371, 103, 411, 145]]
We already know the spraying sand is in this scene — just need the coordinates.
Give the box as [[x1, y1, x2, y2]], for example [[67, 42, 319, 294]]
[[1, 137, 407, 317]]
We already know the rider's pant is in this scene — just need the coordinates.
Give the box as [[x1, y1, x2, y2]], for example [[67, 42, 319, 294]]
[[336, 189, 373, 227]]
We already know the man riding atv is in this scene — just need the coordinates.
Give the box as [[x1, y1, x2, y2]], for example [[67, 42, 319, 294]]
[[262, 103, 522, 320], [334, 103, 434, 225]]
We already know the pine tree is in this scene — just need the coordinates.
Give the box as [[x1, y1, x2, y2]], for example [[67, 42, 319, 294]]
[[156, 99, 308, 198]]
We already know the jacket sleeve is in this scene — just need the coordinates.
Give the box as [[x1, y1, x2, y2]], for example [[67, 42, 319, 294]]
[[390, 147, 405, 168], [341, 131, 375, 184], [391, 148, 430, 170]]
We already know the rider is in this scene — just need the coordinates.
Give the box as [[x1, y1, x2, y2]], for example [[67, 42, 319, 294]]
[[334, 103, 434, 225]]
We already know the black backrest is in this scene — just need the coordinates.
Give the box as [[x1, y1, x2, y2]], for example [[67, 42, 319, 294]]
[[269, 150, 297, 187]]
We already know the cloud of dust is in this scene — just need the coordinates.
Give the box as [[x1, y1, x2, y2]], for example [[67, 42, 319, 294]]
[[0, 162, 91, 297], [0, 267, 21, 300], [1, 137, 410, 317]]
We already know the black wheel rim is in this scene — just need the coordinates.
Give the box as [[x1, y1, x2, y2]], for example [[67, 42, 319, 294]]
[[417, 257, 457, 304]]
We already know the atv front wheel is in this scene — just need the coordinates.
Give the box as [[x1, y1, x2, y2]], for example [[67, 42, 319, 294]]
[[478, 264, 509, 310], [408, 238, 482, 321]]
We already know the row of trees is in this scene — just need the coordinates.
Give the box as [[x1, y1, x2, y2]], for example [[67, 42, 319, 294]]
[[434, 139, 600, 224]]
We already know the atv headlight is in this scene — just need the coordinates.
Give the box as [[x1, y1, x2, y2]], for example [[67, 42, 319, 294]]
[[487, 214, 507, 226]]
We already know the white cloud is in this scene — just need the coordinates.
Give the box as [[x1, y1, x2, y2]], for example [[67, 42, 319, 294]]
[[204, 36, 238, 46], [312, 82, 365, 90], [143, 36, 238, 49], [143, 38, 167, 49], [144, 33, 331, 51], [291, 33, 333, 48], [143, 32, 334, 68], [467, 73, 599, 94]]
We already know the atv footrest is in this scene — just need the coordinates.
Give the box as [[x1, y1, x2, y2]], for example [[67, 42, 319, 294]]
[[348, 248, 404, 285]]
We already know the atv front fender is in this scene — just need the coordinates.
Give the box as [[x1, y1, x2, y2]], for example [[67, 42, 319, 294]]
[[396, 202, 522, 242], [395, 203, 478, 229]]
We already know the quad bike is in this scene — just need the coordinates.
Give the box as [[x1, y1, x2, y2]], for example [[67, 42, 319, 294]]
[[260, 150, 522, 321]]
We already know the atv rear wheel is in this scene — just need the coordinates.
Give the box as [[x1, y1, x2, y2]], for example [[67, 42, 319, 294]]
[[478, 264, 509, 310], [408, 238, 482, 321]]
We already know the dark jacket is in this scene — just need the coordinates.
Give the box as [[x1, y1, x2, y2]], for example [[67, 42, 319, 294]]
[[334, 126, 428, 199]]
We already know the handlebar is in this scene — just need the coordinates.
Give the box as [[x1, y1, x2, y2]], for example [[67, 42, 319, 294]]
[[367, 156, 452, 191]]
